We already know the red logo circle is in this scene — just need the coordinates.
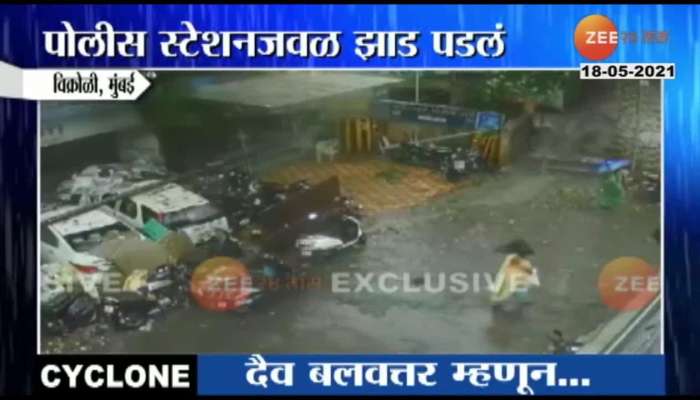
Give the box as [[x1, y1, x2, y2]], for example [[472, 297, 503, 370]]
[[190, 256, 253, 312], [574, 14, 618, 61], [597, 257, 659, 311]]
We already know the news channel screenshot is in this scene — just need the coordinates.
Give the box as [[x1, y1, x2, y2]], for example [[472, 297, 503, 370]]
[[0, 3, 697, 397]]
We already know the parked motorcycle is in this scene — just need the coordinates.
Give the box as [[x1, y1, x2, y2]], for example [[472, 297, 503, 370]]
[[42, 290, 99, 334], [395, 142, 486, 181], [547, 329, 583, 354], [102, 291, 159, 331], [396, 142, 447, 169], [440, 147, 487, 182], [102, 262, 193, 330], [223, 179, 315, 229]]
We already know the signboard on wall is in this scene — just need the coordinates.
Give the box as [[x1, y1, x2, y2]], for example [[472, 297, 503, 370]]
[[372, 99, 505, 131], [475, 111, 506, 131]]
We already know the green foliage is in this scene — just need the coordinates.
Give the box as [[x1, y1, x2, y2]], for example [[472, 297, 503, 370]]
[[482, 71, 573, 101], [462, 71, 579, 114]]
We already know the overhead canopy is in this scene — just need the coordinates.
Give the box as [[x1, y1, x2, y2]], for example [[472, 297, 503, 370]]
[[41, 102, 143, 147], [191, 72, 402, 111]]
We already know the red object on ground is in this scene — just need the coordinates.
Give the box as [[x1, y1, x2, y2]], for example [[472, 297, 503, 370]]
[[190, 256, 253, 312]]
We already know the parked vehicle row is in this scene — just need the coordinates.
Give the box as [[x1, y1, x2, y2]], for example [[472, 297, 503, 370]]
[[44, 163, 249, 335], [110, 181, 231, 245], [391, 142, 488, 182], [41, 161, 368, 337], [56, 161, 169, 205]]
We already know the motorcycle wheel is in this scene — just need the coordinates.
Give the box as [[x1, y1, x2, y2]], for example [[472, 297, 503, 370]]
[[113, 309, 148, 331], [444, 169, 462, 183]]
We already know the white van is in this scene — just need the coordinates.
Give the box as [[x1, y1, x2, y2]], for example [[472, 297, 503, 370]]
[[110, 182, 230, 245]]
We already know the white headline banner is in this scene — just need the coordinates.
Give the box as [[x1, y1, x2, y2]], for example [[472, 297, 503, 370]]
[[0, 61, 151, 101]]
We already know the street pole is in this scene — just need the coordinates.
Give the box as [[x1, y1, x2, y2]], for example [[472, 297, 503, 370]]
[[414, 71, 420, 103], [238, 129, 251, 174]]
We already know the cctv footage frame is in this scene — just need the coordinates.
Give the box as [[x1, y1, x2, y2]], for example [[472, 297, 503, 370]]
[[36, 68, 664, 356]]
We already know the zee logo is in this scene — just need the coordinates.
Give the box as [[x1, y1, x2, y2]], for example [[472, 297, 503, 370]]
[[574, 14, 618, 61], [585, 30, 618, 45]]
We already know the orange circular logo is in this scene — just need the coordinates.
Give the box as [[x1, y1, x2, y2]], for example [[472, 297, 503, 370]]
[[190, 256, 253, 312], [598, 257, 659, 311], [574, 14, 618, 61]]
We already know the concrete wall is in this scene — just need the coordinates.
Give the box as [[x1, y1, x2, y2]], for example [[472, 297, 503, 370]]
[[41, 103, 142, 148], [116, 128, 163, 164], [530, 80, 661, 168], [613, 80, 661, 179], [615, 80, 661, 148]]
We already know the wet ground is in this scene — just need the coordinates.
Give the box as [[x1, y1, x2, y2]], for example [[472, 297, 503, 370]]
[[43, 167, 660, 354]]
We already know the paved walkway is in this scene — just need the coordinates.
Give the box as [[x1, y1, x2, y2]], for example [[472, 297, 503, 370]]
[[264, 159, 464, 215]]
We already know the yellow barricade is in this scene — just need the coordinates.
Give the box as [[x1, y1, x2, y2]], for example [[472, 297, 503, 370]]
[[344, 117, 374, 154], [471, 134, 502, 167]]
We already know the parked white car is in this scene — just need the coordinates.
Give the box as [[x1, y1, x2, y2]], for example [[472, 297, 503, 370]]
[[110, 181, 231, 245], [41, 262, 79, 306], [41, 206, 137, 298]]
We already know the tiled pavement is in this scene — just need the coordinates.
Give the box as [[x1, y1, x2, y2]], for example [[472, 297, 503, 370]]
[[264, 159, 465, 215]]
